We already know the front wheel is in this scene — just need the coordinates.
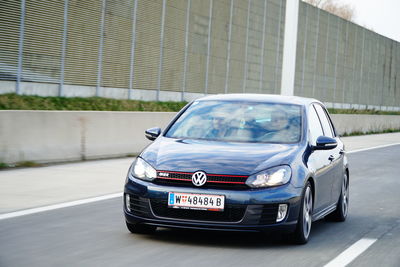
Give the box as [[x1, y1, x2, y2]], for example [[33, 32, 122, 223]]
[[126, 221, 157, 234], [292, 182, 313, 244]]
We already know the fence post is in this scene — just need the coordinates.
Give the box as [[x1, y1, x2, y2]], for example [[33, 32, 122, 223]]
[[322, 14, 330, 100], [365, 32, 372, 107], [300, 4, 309, 96], [128, 0, 138, 100], [395, 43, 399, 109], [280, 0, 299, 96], [373, 40, 379, 109], [358, 28, 365, 106], [224, 0, 234, 94], [59, 0, 69, 97], [351, 28, 358, 108], [333, 17, 340, 107], [311, 8, 320, 97], [96, 0, 106, 97], [204, 0, 213, 95], [242, 0, 251, 93], [181, 0, 191, 101], [258, 0, 267, 93], [275, 0, 285, 94], [156, 0, 167, 101], [16, 0, 26, 95], [381, 41, 388, 110], [342, 21, 349, 106]]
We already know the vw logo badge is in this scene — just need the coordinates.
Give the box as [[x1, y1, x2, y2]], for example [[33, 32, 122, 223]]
[[192, 171, 207, 187]]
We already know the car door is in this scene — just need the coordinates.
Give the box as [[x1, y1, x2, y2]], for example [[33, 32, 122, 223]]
[[314, 104, 345, 205], [307, 104, 333, 213]]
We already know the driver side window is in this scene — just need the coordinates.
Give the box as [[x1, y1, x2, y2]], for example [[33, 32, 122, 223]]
[[308, 105, 324, 146]]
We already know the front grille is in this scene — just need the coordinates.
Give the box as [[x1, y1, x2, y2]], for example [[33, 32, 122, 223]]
[[154, 179, 249, 190], [259, 204, 279, 224], [150, 199, 246, 222], [128, 194, 150, 217], [155, 170, 249, 190]]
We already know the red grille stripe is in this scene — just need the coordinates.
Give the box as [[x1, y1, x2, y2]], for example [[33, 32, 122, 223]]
[[208, 180, 246, 184], [156, 176, 246, 184], [157, 170, 248, 178]]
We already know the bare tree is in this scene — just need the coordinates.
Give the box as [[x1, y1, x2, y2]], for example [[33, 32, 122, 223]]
[[303, 0, 355, 21]]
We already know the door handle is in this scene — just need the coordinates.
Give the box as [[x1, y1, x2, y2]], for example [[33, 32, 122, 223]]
[[328, 155, 334, 161], [339, 149, 345, 155]]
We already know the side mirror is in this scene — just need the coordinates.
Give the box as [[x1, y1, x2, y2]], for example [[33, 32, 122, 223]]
[[145, 127, 161, 141], [313, 136, 337, 150]]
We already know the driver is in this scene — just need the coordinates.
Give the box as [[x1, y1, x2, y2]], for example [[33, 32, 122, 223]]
[[267, 109, 289, 132], [258, 109, 292, 142]]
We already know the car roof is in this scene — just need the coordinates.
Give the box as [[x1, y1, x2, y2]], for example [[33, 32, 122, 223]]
[[196, 94, 320, 107]]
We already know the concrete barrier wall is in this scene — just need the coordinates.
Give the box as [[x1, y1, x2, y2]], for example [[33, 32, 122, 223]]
[[331, 114, 400, 135], [0, 111, 176, 164], [1, 111, 399, 164]]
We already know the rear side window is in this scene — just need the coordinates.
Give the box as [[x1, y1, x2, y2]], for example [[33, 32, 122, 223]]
[[313, 104, 335, 138], [308, 105, 324, 146]]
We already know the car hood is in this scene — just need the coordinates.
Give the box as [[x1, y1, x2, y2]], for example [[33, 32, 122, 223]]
[[141, 137, 301, 175]]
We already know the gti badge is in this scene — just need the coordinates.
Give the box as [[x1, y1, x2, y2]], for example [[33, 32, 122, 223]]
[[159, 172, 169, 177], [192, 171, 207, 187]]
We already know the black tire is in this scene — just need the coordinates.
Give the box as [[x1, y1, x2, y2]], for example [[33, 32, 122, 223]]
[[126, 221, 157, 234], [292, 182, 313, 244], [326, 172, 349, 222]]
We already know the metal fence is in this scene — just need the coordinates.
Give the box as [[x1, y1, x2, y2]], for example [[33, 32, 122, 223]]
[[295, 2, 400, 110], [0, 0, 286, 101], [0, 0, 399, 109]]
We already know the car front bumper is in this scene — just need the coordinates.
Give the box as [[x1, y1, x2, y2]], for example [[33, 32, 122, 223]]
[[124, 177, 303, 233]]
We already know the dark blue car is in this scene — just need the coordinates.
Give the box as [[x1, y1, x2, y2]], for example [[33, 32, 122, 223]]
[[124, 94, 349, 244]]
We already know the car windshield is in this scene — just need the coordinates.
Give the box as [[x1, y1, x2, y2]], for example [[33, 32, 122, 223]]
[[165, 100, 302, 143]]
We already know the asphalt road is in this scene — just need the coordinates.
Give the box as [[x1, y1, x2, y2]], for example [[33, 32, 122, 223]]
[[1, 145, 399, 267]]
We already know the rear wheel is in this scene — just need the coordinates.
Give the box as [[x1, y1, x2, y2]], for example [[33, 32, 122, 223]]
[[126, 221, 157, 234], [327, 172, 349, 222], [292, 182, 313, 244]]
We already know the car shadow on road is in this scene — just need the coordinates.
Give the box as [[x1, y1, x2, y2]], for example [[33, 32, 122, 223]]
[[135, 219, 333, 248]]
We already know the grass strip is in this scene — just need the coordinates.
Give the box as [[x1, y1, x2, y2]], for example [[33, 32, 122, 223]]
[[2, 94, 400, 115], [0, 93, 187, 112]]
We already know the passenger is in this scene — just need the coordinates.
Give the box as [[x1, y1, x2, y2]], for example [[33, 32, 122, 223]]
[[205, 114, 227, 139]]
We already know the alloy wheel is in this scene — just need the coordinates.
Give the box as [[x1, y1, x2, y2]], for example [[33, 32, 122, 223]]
[[341, 173, 349, 217], [303, 186, 313, 239]]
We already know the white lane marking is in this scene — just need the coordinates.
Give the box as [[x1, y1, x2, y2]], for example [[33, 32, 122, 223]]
[[347, 143, 400, 154], [324, 238, 377, 267], [1, 142, 399, 221], [0, 192, 122, 221]]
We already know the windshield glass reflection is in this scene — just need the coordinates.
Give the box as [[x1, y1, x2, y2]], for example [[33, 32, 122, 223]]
[[165, 101, 302, 143]]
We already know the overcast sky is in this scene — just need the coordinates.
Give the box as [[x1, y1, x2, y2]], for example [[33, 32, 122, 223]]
[[335, 0, 400, 42]]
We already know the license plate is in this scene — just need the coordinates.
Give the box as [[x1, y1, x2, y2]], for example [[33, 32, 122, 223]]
[[168, 192, 225, 211]]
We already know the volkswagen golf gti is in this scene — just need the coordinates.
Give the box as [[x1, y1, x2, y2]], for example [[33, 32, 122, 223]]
[[123, 94, 349, 244]]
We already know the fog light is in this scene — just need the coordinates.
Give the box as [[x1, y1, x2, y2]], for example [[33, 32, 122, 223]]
[[125, 194, 131, 212], [276, 204, 288, 222]]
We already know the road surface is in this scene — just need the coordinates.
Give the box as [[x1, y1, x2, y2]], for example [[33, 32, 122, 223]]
[[0, 145, 399, 266]]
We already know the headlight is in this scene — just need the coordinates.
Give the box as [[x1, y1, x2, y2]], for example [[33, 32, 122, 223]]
[[246, 165, 291, 188], [130, 157, 157, 181]]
